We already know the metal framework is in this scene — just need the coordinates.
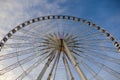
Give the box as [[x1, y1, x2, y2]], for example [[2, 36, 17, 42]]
[[0, 15, 120, 80]]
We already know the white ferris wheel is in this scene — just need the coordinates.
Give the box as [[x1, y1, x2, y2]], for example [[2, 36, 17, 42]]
[[0, 15, 120, 80]]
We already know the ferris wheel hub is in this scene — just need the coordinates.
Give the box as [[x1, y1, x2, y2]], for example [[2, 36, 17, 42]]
[[42, 33, 79, 52], [0, 15, 119, 80]]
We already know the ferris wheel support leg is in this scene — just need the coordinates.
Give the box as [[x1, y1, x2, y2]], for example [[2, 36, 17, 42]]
[[63, 40, 87, 80], [37, 50, 55, 80], [63, 53, 74, 80], [47, 51, 61, 80]]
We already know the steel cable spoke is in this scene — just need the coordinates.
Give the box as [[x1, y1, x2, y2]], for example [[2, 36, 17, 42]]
[[37, 50, 56, 80], [63, 53, 74, 80], [82, 48, 120, 64], [74, 26, 94, 37], [47, 51, 61, 80], [74, 51, 120, 79], [16, 52, 50, 80], [70, 22, 86, 35], [72, 47, 120, 64], [0, 15, 120, 80], [0, 51, 49, 75], [63, 19, 77, 34], [53, 54, 60, 80], [77, 32, 103, 40], [74, 55, 104, 80], [17, 20, 56, 41], [10, 35, 44, 43], [0, 45, 50, 61], [73, 43, 117, 53]]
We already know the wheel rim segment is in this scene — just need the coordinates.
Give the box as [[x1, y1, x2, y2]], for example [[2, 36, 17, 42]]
[[0, 15, 120, 80]]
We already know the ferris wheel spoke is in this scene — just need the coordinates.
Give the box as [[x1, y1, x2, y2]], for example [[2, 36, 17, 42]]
[[37, 50, 55, 80], [64, 33, 69, 38], [45, 34, 59, 43], [41, 39, 57, 46], [74, 42, 117, 52], [62, 55, 69, 80], [41, 38, 59, 47], [16, 29, 41, 41], [77, 32, 103, 40], [20, 28, 49, 41], [74, 53, 104, 80], [72, 48, 119, 65], [75, 52, 120, 79], [68, 32, 103, 43], [0, 46, 44, 61], [4, 43, 36, 48], [3, 40, 48, 49], [65, 37, 72, 44], [102, 65, 120, 79], [40, 43, 56, 49], [63, 40, 87, 80], [41, 39, 54, 43], [65, 39, 78, 45], [70, 49, 80, 55], [79, 44, 116, 51], [47, 51, 61, 80], [74, 55, 104, 80], [65, 35, 73, 42], [73, 48, 83, 53], [2, 42, 48, 50], [76, 52, 104, 67], [21, 21, 47, 37], [27, 20, 50, 35], [69, 20, 86, 35], [16, 53, 50, 80], [63, 53, 74, 80], [66, 20, 79, 34], [63, 59, 69, 80], [66, 39, 77, 45], [19, 29, 42, 38], [81, 62, 104, 80], [82, 62, 104, 80], [40, 47, 55, 52], [79, 44, 117, 53], [61, 19, 66, 35], [0, 51, 48, 75], [73, 51, 104, 68], [10, 35, 34, 41], [77, 40, 111, 46], [30, 20, 56, 37], [56, 19, 61, 33], [10, 35, 43, 42], [76, 39, 110, 43], [41, 19, 56, 30], [67, 45, 85, 50], [82, 48, 120, 64], [0, 15, 119, 80], [52, 53, 60, 80], [17, 20, 56, 40], [62, 19, 67, 35], [74, 26, 94, 37]]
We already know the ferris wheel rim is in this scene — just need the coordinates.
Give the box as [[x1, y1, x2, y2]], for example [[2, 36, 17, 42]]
[[0, 15, 119, 52], [0, 15, 120, 79]]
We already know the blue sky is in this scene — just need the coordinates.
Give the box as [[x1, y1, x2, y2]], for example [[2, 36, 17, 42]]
[[0, 0, 120, 80], [62, 0, 120, 42], [0, 0, 120, 42]]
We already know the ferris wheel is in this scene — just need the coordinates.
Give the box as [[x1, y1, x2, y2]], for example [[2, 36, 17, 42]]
[[0, 15, 120, 80]]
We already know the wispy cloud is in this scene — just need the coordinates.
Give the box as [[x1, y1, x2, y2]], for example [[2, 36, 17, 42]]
[[0, 0, 67, 39], [0, 0, 67, 80]]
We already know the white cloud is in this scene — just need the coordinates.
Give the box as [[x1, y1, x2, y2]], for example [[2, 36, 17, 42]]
[[0, 0, 67, 39], [0, 0, 67, 80]]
